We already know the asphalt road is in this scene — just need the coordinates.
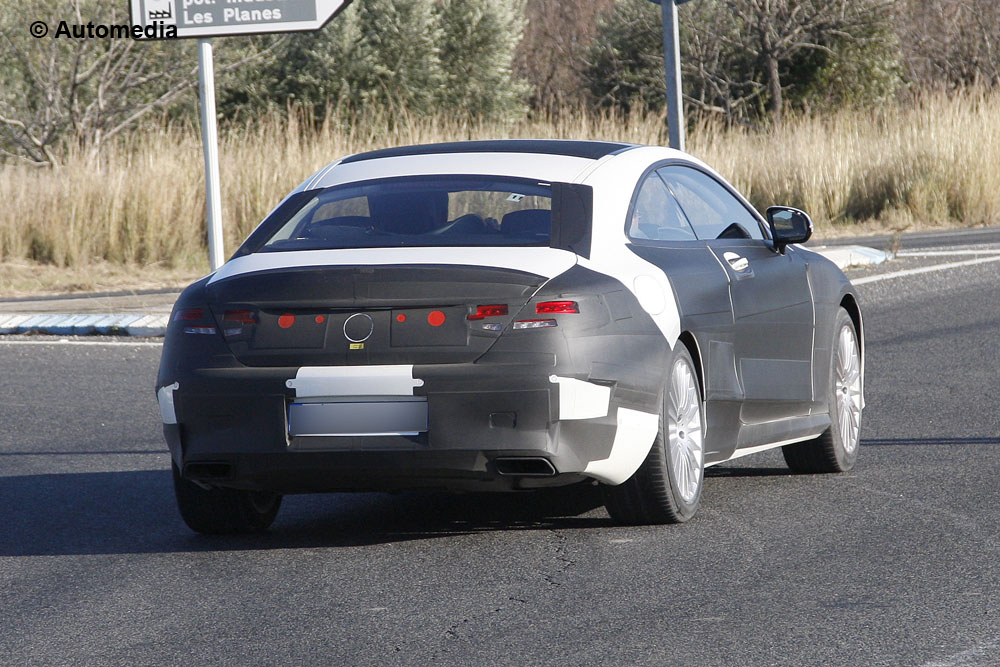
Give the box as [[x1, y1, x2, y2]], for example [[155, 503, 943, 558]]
[[1, 252, 998, 665], [810, 225, 1000, 251]]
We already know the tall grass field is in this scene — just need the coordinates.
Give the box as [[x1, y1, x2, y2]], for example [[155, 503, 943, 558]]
[[1, 88, 997, 290]]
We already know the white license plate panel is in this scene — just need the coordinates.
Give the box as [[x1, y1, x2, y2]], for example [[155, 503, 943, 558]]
[[288, 399, 428, 437]]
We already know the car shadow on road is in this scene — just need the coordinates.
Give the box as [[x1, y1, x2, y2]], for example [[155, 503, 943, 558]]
[[860, 437, 1000, 446], [0, 469, 614, 557], [705, 466, 793, 478]]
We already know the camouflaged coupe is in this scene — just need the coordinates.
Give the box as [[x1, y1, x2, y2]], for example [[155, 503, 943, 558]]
[[157, 140, 864, 533]]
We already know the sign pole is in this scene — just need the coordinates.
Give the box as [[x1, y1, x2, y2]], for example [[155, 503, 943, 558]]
[[129, 0, 353, 271], [659, 0, 685, 151], [197, 38, 225, 271]]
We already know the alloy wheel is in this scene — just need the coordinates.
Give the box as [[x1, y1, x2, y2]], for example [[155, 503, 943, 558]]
[[667, 357, 704, 503]]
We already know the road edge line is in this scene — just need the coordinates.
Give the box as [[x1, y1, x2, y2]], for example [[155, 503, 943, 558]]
[[852, 254, 1000, 285]]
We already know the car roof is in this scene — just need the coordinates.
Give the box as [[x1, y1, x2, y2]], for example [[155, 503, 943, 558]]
[[340, 139, 638, 164], [298, 142, 694, 193]]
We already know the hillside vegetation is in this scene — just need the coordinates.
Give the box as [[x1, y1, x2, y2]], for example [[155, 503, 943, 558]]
[[0, 88, 996, 281], [1, 1, 999, 292]]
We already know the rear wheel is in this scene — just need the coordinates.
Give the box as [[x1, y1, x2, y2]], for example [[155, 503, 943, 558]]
[[172, 463, 281, 534], [602, 346, 704, 524], [783, 308, 862, 473]]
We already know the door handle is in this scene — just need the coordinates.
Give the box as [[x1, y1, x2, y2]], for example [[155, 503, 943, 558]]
[[723, 251, 751, 273]]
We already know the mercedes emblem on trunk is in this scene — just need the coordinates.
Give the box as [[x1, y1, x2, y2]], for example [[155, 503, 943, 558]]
[[344, 313, 374, 342]]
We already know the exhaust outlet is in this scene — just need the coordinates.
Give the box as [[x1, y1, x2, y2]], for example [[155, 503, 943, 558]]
[[494, 457, 557, 477]]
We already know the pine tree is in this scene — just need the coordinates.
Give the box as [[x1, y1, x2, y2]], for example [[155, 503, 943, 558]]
[[349, 0, 444, 114], [223, 0, 444, 118], [434, 0, 528, 120]]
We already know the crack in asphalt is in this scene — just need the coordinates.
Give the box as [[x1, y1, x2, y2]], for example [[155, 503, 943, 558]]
[[441, 596, 528, 642], [541, 529, 574, 588], [440, 530, 574, 644]]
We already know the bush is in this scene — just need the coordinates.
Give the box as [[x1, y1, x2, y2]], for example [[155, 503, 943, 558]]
[[220, 0, 527, 123], [586, 0, 901, 123]]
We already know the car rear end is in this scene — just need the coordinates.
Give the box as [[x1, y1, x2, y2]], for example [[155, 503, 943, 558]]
[[157, 162, 640, 493]]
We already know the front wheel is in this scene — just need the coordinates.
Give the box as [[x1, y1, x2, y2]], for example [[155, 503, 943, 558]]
[[783, 308, 862, 473], [602, 346, 705, 524], [172, 463, 282, 534]]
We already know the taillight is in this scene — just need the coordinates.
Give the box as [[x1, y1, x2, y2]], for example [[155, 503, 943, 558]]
[[535, 301, 579, 314], [511, 300, 578, 330], [467, 304, 509, 320], [174, 308, 205, 321], [222, 309, 257, 338], [223, 309, 256, 324], [174, 308, 217, 335]]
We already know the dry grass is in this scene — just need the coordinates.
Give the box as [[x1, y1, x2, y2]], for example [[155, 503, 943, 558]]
[[692, 87, 1000, 235], [1, 88, 998, 295], [0, 259, 204, 298]]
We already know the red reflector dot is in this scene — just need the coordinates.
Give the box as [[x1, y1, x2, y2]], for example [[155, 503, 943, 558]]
[[396, 313, 407, 323], [278, 314, 295, 329], [315, 315, 325, 324], [427, 310, 446, 327]]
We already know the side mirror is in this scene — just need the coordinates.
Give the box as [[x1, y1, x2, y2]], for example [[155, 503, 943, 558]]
[[767, 206, 813, 254]]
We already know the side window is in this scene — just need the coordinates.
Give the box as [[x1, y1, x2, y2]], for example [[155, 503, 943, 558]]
[[627, 172, 697, 242], [657, 166, 764, 240]]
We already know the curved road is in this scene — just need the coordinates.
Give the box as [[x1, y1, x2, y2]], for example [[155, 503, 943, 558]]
[[1, 253, 998, 665]]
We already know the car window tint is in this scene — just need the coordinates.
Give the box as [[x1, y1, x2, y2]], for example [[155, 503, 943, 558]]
[[627, 172, 697, 242], [314, 196, 370, 221], [259, 176, 555, 251], [657, 166, 764, 240], [449, 191, 550, 222]]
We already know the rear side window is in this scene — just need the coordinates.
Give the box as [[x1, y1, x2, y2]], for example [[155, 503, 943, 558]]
[[657, 166, 764, 240], [627, 172, 697, 242], [259, 176, 553, 251]]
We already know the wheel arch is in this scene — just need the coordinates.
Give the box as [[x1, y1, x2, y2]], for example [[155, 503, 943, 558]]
[[677, 331, 705, 401], [839, 292, 864, 362], [839, 291, 865, 409]]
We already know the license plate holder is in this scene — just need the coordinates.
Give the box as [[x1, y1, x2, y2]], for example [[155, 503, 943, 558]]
[[288, 398, 428, 437]]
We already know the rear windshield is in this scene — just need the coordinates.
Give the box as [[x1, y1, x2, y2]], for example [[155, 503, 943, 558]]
[[258, 176, 553, 251]]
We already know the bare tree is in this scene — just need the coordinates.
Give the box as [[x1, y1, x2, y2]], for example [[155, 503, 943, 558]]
[[513, 0, 615, 111], [587, 0, 898, 124], [0, 0, 280, 166], [895, 0, 1000, 89], [720, 0, 895, 123]]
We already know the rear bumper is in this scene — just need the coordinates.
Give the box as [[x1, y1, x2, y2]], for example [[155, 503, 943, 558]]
[[160, 361, 634, 493]]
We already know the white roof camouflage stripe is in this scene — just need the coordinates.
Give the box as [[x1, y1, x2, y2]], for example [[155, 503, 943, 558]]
[[307, 152, 600, 190]]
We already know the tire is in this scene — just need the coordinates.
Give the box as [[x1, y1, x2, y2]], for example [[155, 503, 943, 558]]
[[172, 463, 281, 534], [783, 308, 862, 473], [602, 346, 705, 524]]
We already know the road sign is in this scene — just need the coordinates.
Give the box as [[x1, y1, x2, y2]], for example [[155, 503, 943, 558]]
[[129, 0, 353, 39], [129, 1, 354, 271]]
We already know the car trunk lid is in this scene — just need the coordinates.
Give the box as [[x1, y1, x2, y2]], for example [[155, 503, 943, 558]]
[[205, 248, 576, 367]]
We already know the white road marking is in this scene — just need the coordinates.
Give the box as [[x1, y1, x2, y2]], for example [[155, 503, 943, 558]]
[[897, 249, 1000, 256], [0, 339, 162, 346], [852, 254, 1000, 285], [922, 635, 1000, 667]]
